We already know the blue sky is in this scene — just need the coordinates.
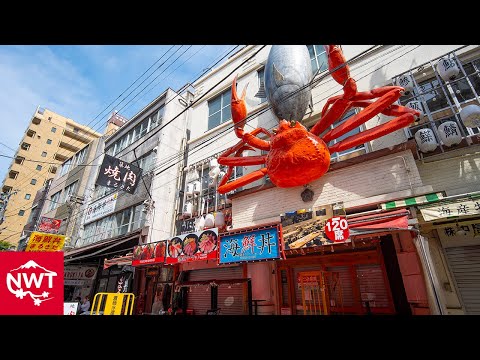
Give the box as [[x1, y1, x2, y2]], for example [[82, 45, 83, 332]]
[[0, 45, 237, 182]]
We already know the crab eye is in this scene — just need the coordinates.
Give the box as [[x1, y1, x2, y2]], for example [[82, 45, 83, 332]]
[[290, 120, 296, 127]]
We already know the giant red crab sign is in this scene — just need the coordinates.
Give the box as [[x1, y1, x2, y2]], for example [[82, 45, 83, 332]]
[[217, 45, 420, 194]]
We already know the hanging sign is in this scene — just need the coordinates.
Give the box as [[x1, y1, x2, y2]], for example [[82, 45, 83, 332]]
[[96, 154, 142, 194], [25, 232, 65, 252], [218, 224, 282, 264], [38, 217, 62, 234], [420, 199, 480, 221]]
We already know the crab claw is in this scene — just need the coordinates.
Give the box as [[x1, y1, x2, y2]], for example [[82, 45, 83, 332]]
[[231, 75, 249, 129]]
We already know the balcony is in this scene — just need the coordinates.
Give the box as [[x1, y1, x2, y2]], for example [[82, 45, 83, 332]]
[[54, 153, 69, 162], [63, 128, 92, 144], [59, 140, 81, 153]]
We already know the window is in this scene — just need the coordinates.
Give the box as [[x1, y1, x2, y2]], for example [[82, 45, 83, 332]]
[[21, 142, 30, 151], [48, 191, 62, 211], [47, 139, 52, 145], [27, 206, 37, 224], [30, 179, 37, 185], [2, 186, 12, 193], [63, 181, 78, 203], [321, 108, 367, 162], [51, 127, 57, 133], [60, 158, 72, 176], [307, 45, 328, 75], [257, 68, 267, 104], [133, 150, 156, 173], [73, 127, 80, 134], [208, 89, 231, 130], [8, 171, 19, 179], [26, 129, 36, 137], [25, 194, 31, 200], [49, 166, 57, 174], [18, 210, 25, 216], [72, 146, 88, 168], [15, 156, 25, 165], [36, 165, 42, 171], [41, 151, 47, 157]]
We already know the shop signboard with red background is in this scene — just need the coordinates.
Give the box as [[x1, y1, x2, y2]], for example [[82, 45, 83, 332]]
[[38, 217, 62, 234], [132, 228, 219, 266], [324, 216, 350, 243]]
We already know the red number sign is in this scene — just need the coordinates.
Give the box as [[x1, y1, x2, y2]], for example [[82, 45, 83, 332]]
[[324, 216, 350, 243]]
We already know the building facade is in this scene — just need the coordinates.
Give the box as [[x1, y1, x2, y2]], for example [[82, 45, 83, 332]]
[[171, 45, 480, 315], [0, 107, 101, 247]]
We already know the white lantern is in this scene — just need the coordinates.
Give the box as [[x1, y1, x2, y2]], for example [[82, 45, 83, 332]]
[[415, 128, 438, 153], [193, 180, 201, 194], [208, 176, 217, 188], [195, 215, 205, 231], [406, 100, 424, 118], [436, 58, 460, 82], [397, 73, 415, 95], [437, 121, 462, 147], [209, 166, 220, 179], [185, 183, 194, 197], [183, 201, 193, 217], [460, 104, 480, 128], [204, 213, 215, 228], [214, 211, 225, 227], [209, 158, 219, 168]]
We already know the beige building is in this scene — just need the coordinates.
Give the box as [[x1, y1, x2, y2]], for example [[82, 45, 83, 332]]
[[0, 106, 101, 247]]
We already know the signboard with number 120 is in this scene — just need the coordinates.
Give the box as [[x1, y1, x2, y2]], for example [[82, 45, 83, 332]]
[[324, 216, 350, 243]]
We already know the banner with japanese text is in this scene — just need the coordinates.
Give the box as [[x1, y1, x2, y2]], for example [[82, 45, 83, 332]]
[[420, 199, 480, 222], [218, 224, 282, 264], [38, 217, 62, 234], [96, 154, 142, 194], [25, 232, 65, 252], [84, 192, 118, 224]]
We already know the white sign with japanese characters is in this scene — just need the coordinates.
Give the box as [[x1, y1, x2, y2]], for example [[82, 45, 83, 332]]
[[84, 192, 118, 224], [420, 200, 480, 222]]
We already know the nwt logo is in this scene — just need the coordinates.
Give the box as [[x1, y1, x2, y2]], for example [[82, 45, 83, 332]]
[[0, 252, 63, 315], [6, 260, 57, 306]]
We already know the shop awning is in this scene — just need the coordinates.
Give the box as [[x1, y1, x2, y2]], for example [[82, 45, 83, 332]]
[[347, 209, 410, 230], [381, 192, 444, 210], [104, 253, 134, 269]]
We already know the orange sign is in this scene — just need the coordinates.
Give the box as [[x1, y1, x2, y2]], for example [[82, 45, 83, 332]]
[[25, 232, 65, 252]]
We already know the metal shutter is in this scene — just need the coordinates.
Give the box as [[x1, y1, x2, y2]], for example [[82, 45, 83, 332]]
[[187, 266, 245, 315], [356, 264, 390, 308], [445, 245, 480, 315]]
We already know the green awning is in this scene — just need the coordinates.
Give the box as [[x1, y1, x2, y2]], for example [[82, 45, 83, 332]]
[[381, 192, 444, 210]]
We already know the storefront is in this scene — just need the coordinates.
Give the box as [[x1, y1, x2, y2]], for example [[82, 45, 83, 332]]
[[64, 265, 98, 302], [417, 194, 480, 314]]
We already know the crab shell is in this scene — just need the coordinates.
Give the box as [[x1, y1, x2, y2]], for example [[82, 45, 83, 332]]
[[267, 120, 330, 188]]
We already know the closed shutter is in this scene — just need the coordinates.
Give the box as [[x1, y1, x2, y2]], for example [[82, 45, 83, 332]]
[[187, 266, 245, 315], [356, 264, 390, 308], [445, 245, 480, 315]]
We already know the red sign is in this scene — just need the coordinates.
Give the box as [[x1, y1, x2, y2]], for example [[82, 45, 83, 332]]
[[38, 217, 62, 234], [166, 228, 219, 265], [132, 241, 166, 266], [324, 216, 350, 243], [0, 252, 64, 315]]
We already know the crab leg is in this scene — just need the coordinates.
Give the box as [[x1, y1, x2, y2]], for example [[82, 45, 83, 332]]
[[218, 168, 268, 194], [322, 88, 403, 143], [231, 75, 272, 151], [328, 113, 416, 153], [310, 98, 352, 136]]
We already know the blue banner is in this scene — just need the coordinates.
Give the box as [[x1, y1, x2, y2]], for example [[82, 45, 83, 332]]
[[219, 226, 280, 264]]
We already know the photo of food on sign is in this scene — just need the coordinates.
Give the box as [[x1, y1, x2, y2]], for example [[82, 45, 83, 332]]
[[280, 203, 348, 250], [168, 237, 183, 258], [198, 230, 217, 254], [182, 234, 198, 256], [133, 243, 155, 261], [154, 241, 166, 258]]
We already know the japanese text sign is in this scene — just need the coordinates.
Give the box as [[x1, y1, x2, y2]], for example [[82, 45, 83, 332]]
[[84, 192, 118, 224], [64, 302, 79, 315], [26, 232, 65, 252], [96, 154, 142, 194], [324, 216, 350, 243], [38, 217, 62, 234], [219, 225, 281, 264], [420, 199, 480, 222]]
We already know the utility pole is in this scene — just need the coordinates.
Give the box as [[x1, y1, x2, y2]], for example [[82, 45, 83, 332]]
[[0, 189, 18, 226]]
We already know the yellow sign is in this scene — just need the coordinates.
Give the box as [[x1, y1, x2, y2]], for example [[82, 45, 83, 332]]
[[91, 292, 135, 315], [25, 232, 65, 252]]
